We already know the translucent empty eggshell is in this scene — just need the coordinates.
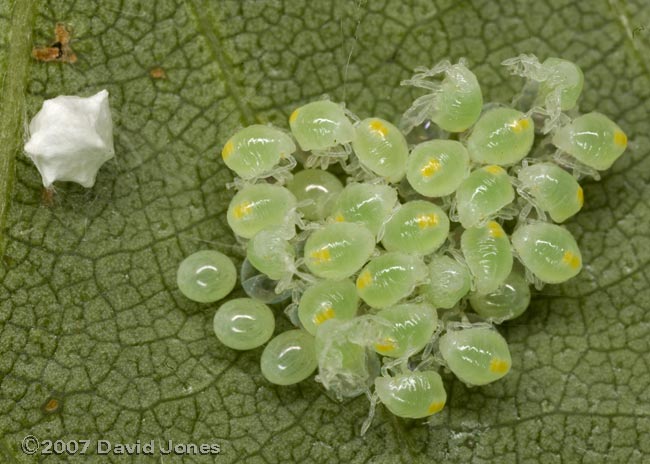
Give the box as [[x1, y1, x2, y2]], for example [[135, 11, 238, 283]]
[[315, 317, 382, 399], [286, 169, 343, 221], [330, 183, 398, 236], [469, 269, 531, 322], [421, 255, 471, 309]]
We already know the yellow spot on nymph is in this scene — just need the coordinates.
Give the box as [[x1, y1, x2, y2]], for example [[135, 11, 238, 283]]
[[357, 270, 373, 290], [221, 140, 234, 160], [334, 214, 345, 222], [487, 221, 504, 238], [289, 108, 299, 124], [485, 165, 505, 175], [427, 401, 445, 415], [576, 186, 584, 207], [509, 117, 530, 134], [374, 338, 397, 353], [614, 130, 627, 147], [314, 307, 335, 325], [416, 213, 438, 229], [489, 358, 510, 374], [233, 201, 253, 219], [369, 119, 388, 137], [562, 250, 581, 269], [420, 158, 441, 177], [310, 248, 331, 264]]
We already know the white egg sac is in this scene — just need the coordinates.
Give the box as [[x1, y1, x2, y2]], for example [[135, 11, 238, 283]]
[[24, 89, 114, 188]]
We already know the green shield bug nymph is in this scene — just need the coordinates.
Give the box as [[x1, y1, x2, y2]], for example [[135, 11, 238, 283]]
[[511, 222, 582, 284], [517, 162, 583, 223], [177, 250, 237, 303], [260, 330, 318, 386], [406, 139, 470, 198], [330, 182, 398, 236], [467, 108, 535, 166], [381, 200, 450, 255], [226, 183, 297, 239], [401, 59, 483, 133], [461, 221, 513, 294], [469, 269, 531, 323], [356, 252, 427, 309], [502, 54, 584, 112], [315, 317, 382, 399], [303, 222, 375, 279], [246, 228, 296, 281], [552, 112, 627, 171], [221, 125, 296, 180], [298, 279, 359, 335], [289, 100, 354, 151], [213, 298, 275, 350], [351, 117, 409, 183], [373, 303, 438, 358], [439, 325, 512, 386], [454, 165, 515, 229], [375, 371, 447, 419], [421, 254, 471, 309], [286, 169, 343, 221]]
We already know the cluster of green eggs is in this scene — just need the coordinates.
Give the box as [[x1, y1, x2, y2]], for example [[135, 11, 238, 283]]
[[176, 55, 627, 425]]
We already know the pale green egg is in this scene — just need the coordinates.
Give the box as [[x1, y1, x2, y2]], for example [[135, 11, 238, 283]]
[[177, 250, 237, 303], [260, 330, 317, 386], [469, 269, 531, 322], [213, 298, 275, 350], [286, 169, 343, 221]]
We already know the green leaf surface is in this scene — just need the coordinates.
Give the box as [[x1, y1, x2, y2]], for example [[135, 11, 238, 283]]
[[1, 0, 650, 462]]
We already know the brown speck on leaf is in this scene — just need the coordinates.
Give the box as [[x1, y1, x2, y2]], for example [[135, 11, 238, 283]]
[[149, 67, 167, 79], [42, 397, 61, 414], [41, 186, 56, 207], [32, 22, 77, 63]]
